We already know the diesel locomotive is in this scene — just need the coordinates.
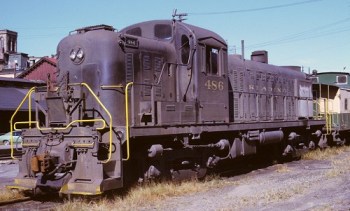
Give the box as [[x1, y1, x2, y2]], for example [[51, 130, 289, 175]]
[[311, 71, 350, 144], [9, 17, 326, 196]]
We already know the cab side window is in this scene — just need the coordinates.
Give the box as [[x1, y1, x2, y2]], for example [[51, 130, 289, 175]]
[[154, 24, 172, 40], [125, 27, 142, 37], [206, 46, 219, 76], [181, 35, 190, 64]]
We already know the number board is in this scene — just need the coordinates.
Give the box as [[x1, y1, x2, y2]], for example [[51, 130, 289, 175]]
[[125, 36, 139, 48]]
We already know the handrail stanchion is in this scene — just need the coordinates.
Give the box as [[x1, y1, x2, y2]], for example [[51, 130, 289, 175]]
[[101, 82, 134, 161], [124, 82, 133, 161], [10, 87, 36, 159], [78, 83, 113, 163]]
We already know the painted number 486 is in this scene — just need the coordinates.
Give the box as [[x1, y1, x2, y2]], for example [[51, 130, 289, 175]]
[[205, 80, 224, 91]]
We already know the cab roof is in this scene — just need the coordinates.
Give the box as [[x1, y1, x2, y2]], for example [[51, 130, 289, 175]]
[[120, 20, 227, 46]]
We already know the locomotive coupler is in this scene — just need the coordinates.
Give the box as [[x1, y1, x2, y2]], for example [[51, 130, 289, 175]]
[[31, 153, 59, 175]]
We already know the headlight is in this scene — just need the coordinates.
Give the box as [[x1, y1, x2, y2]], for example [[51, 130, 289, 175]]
[[70, 50, 77, 60], [76, 49, 84, 59], [69, 47, 85, 64]]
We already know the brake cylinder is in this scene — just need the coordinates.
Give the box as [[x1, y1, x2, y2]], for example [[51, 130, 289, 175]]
[[246, 130, 284, 145], [259, 131, 284, 145], [30, 156, 39, 173]]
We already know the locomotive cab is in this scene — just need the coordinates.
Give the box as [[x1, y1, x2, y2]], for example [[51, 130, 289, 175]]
[[120, 20, 229, 126], [173, 21, 229, 124]]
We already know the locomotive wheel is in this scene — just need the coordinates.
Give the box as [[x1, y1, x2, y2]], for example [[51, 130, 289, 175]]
[[170, 167, 207, 181], [196, 167, 207, 180]]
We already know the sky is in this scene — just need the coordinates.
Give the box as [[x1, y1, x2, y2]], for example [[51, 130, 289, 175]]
[[1, 0, 350, 73]]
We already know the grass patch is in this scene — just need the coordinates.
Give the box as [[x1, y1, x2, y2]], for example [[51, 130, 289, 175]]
[[236, 181, 311, 207], [56, 176, 239, 211], [275, 164, 290, 173], [325, 155, 350, 178], [302, 145, 350, 160], [0, 189, 25, 202], [302, 145, 350, 178]]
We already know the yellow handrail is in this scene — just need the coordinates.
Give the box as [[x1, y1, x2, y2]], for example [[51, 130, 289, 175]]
[[28, 88, 32, 128], [10, 87, 36, 159], [324, 98, 335, 135], [11, 83, 113, 163], [78, 83, 113, 163], [14, 119, 106, 131], [100, 85, 124, 89], [100, 83, 133, 161], [124, 82, 133, 161], [313, 100, 321, 119]]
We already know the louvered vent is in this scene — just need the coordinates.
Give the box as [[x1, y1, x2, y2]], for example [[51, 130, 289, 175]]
[[154, 57, 163, 72], [125, 53, 134, 83], [143, 79, 151, 96], [233, 70, 238, 91], [239, 72, 244, 91], [143, 55, 151, 70], [234, 97, 239, 118]]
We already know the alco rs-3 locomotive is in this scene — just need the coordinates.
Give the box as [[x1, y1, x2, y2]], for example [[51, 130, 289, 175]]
[[9, 17, 325, 196]]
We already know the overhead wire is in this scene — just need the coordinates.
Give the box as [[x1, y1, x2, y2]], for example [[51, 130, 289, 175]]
[[188, 0, 322, 15], [186, 0, 340, 53], [12, 1, 324, 40], [244, 17, 350, 49]]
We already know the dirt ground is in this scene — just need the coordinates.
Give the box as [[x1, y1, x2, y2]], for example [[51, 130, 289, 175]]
[[150, 151, 350, 210], [0, 159, 18, 189]]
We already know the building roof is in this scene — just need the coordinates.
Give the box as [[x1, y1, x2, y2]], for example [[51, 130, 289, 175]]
[[0, 77, 45, 111], [17, 57, 57, 79], [9, 52, 29, 57], [0, 77, 44, 87], [0, 29, 17, 35], [314, 71, 350, 88], [0, 87, 34, 111], [316, 72, 350, 76]]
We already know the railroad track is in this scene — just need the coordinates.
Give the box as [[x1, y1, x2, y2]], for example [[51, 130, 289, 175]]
[[0, 196, 62, 210], [0, 155, 21, 161], [0, 146, 336, 210], [0, 196, 31, 206], [0, 147, 22, 160], [0, 157, 285, 210]]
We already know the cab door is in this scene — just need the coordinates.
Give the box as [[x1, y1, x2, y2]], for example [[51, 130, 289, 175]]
[[173, 27, 198, 124], [198, 42, 229, 123]]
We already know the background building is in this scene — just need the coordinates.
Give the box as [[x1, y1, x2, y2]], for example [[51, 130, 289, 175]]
[[0, 29, 18, 71], [0, 77, 44, 133], [17, 57, 57, 83], [0, 29, 30, 77]]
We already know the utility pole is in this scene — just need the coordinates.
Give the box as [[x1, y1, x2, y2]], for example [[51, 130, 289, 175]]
[[241, 40, 245, 60]]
